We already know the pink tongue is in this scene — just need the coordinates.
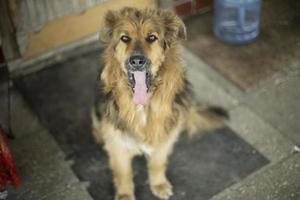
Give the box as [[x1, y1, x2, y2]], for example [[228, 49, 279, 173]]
[[133, 71, 148, 105]]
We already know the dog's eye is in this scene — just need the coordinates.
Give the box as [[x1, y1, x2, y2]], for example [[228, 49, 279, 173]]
[[146, 35, 157, 43], [120, 35, 131, 43]]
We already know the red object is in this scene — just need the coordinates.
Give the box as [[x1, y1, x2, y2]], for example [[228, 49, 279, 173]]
[[175, 1, 193, 17], [0, 127, 20, 189], [195, 0, 213, 10], [174, 0, 213, 18]]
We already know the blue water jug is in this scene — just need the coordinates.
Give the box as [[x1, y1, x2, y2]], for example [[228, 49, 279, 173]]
[[213, 0, 262, 44]]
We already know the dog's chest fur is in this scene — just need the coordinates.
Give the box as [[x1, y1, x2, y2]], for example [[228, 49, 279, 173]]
[[135, 105, 148, 126], [119, 104, 154, 155], [121, 133, 154, 155]]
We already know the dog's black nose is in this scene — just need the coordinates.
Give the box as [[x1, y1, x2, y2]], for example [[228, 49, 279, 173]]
[[129, 55, 146, 71]]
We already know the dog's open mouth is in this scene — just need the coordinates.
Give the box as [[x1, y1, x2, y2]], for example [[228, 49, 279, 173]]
[[128, 71, 151, 106]]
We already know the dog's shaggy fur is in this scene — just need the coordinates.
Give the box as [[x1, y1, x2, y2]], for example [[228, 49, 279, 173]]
[[92, 7, 228, 200]]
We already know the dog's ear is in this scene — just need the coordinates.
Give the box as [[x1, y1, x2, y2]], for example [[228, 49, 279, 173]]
[[99, 10, 119, 43], [160, 10, 187, 47]]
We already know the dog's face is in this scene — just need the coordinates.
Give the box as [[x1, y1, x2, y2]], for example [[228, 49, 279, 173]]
[[100, 8, 186, 105]]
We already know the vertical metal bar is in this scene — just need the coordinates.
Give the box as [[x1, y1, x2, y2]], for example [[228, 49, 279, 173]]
[[0, 0, 20, 60], [0, 50, 14, 139]]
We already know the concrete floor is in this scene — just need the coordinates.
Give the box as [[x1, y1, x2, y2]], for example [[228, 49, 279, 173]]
[[2, 90, 93, 200], [0, 42, 298, 199]]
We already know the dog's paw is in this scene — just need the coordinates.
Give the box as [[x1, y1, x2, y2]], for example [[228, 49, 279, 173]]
[[151, 181, 173, 200], [115, 194, 135, 200]]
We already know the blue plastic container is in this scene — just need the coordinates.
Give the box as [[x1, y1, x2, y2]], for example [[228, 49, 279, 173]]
[[213, 0, 262, 44]]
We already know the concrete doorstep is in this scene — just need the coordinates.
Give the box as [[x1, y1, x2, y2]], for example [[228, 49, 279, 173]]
[[7, 89, 93, 200], [210, 153, 300, 200]]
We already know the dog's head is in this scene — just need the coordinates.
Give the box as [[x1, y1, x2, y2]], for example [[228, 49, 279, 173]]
[[100, 7, 186, 105]]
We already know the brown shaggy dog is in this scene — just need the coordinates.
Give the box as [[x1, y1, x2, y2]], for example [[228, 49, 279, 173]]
[[92, 7, 228, 200]]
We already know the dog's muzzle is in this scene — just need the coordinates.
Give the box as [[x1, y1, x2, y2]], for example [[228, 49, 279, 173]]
[[126, 55, 151, 105], [128, 55, 147, 71]]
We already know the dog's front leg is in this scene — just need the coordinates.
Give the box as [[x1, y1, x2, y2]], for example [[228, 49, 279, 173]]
[[147, 139, 176, 200], [105, 142, 136, 200]]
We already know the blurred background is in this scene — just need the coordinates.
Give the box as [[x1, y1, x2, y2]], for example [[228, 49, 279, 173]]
[[0, 0, 299, 200]]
